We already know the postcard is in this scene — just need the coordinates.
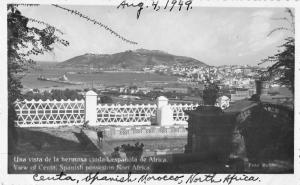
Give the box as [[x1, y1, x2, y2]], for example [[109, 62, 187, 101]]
[[0, 0, 299, 184]]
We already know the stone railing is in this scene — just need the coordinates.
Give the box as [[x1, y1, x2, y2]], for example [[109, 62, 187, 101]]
[[96, 104, 157, 125], [14, 99, 85, 127], [16, 91, 290, 129], [14, 90, 200, 127]]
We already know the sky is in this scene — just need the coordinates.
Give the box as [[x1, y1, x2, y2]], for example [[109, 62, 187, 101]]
[[20, 5, 293, 66]]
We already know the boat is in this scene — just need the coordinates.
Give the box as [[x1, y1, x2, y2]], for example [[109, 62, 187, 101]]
[[37, 74, 83, 85]]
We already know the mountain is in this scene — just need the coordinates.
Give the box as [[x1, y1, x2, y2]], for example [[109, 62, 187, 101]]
[[57, 49, 207, 69]]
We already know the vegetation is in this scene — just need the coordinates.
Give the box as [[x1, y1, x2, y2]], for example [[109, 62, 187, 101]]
[[7, 4, 135, 152], [8, 4, 69, 152], [8, 4, 69, 104], [260, 8, 295, 93], [23, 89, 115, 104], [110, 142, 144, 160], [239, 103, 293, 163], [120, 142, 144, 160], [23, 89, 83, 100], [8, 4, 136, 103]]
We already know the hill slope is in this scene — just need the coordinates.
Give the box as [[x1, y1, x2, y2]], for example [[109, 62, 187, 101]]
[[57, 49, 207, 69]]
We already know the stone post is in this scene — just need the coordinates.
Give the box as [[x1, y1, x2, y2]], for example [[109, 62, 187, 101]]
[[184, 106, 236, 161], [156, 96, 173, 126], [255, 80, 269, 97], [84, 90, 98, 126]]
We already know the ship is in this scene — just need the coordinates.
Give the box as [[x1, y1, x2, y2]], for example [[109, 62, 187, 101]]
[[37, 74, 83, 85]]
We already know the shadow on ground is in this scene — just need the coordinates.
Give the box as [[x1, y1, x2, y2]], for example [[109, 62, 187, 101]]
[[11, 127, 99, 153]]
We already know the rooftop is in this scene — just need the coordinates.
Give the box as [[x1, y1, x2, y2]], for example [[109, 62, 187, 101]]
[[224, 99, 258, 113]]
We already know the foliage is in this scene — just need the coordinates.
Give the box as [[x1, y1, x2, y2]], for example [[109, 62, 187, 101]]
[[8, 3, 138, 104], [7, 4, 138, 153], [8, 5, 69, 103], [202, 81, 220, 105], [23, 89, 83, 100], [110, 147, 121, 158], [8, 4, 69, 152], [260, 8, 295, 93], [239, 104, 293, 163], [262, 37, 294, 92], [8, 4, 137, 122], [120, 142, 144, 160]]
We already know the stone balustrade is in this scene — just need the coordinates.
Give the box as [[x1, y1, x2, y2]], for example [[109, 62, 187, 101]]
[[14, 90, 201, 127], [14, 99, 85, 127]]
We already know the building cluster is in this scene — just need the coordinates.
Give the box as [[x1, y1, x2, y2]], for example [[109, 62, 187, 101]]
[[144, 64, 265, 86], [104, 85, 193, 95], [141, 64, 293, 103], [26, 63, 292, 106]]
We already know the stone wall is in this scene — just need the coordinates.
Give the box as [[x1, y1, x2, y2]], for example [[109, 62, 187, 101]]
[[102, 125, 188, 140]]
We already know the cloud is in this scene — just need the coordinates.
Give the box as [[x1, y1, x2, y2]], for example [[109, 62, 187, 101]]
[[247, 10, 284, 52], [23, 6, 288, 65]]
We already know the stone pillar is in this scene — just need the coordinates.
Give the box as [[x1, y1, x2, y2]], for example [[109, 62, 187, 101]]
[[156, 96, 173, 126], [157, 96, 168, 109], [84, 90, 98, 126], [255, 80, 269, 96], [255, 80, 262, 96], [185, 106, 236, 161]]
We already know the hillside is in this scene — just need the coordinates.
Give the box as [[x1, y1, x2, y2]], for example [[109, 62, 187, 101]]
[[57, 49, 207, 69]]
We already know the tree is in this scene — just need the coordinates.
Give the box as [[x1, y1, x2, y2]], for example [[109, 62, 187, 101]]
[[8, 3, 137, 103], [260, 8, 295, 93], [202, 81, 220, 105], [7, 4, 137, 152], [8, 5, 70, 152], [239, 104, 293, 163]]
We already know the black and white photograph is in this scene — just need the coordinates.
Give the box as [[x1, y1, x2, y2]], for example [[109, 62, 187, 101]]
[[2, 0, 298, 181]]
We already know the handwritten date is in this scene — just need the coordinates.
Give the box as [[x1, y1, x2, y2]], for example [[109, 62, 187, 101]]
[[117, 0, 193, 19]]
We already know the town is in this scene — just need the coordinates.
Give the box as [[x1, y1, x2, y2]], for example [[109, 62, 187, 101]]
[[24, 63, 293, 108]]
